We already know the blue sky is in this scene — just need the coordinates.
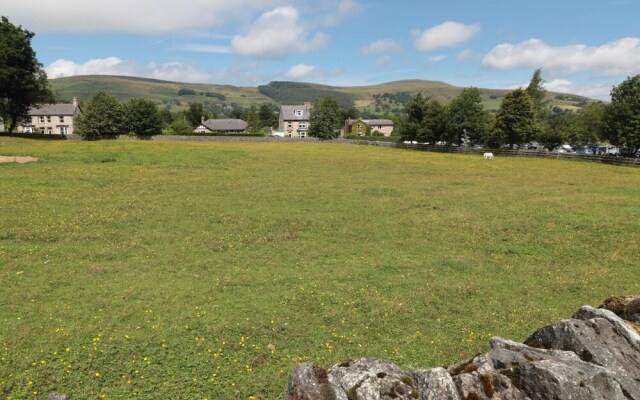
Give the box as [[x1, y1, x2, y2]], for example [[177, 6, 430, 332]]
[[5, 0, 640, 100]]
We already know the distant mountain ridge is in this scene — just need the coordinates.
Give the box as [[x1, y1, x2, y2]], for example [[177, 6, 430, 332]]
[[49, 75, 596, 114]]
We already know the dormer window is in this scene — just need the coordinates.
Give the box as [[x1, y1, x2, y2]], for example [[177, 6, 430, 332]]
[[294, 109, 303, 117]]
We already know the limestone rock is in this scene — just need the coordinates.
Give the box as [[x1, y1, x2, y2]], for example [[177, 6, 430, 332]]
[[285, 299, 640, 400], [526, 307, 640, 399], [490, 337, 626, 400], [410, 368, 459, 400], [327, 358, 419, 400], [286, 362, 340, 400]]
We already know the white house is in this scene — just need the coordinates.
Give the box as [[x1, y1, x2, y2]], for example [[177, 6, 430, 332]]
[[20, 98, 82, 135]]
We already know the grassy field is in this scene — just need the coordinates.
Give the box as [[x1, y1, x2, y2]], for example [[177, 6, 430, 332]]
[[1, 138, 638, 399]]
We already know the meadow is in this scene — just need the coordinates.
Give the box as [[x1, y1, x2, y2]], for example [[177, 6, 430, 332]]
[[1, 138, 638, 399]]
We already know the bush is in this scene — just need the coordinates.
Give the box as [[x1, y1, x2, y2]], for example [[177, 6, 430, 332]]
[[177, 88, 196, 96]]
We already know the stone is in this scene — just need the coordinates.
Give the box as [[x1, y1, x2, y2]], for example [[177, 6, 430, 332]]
[[489, 337, 627, 400], [286, 362, 340, 400], [284, 299, 640, 400], [526, 307, 640, 399], [327, 358, 419, 400], [411, 368, 459, 400], [47, 394, 68, 400]]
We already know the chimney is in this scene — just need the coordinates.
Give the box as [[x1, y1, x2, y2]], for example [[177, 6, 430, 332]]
[[72, 97, 77, 107], [303, 101, 311, 107], [201, 115, 205, 124]]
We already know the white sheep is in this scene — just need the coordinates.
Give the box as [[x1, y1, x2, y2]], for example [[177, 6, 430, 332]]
[[483, 152, 494, 160]]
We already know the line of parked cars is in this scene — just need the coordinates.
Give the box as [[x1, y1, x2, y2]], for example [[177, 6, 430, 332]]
[[498, 143, 629, 156]]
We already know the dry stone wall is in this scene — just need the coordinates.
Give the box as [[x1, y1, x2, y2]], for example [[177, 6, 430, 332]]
[[286, 297, 640, 400]]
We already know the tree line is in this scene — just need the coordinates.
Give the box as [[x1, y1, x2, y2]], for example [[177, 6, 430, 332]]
[[397, 69, 640, 156], [75, 91, 279, 138]]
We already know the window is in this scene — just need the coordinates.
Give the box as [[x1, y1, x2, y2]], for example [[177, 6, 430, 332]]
[[59, 126, 68, 135], [300, 132, 306, 138], [299, 122, 306, 128], [40, 128, 45, 134], [295, 109, 303, 117], [287, 122, 292, 128], [59, 116, 65, 123], [39, 116, 45, 123], [47, 116, 51, 123], [47, 128, 52, 134]]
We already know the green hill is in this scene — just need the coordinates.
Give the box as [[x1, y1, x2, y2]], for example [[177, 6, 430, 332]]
[[50, 75, 596, 114], [50, 75, 276, 110]]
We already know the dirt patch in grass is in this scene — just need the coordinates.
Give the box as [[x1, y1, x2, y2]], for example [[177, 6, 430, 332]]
[[0, 156, 39, 163]]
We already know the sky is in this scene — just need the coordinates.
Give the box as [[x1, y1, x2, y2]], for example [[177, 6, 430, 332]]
[[4, 0, 640, 100]]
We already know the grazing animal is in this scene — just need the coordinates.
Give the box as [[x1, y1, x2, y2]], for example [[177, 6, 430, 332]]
[[483, 152, 494, 160]]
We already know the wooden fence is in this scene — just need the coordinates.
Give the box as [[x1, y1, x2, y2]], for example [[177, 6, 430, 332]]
[[339, 140, 640, 167]]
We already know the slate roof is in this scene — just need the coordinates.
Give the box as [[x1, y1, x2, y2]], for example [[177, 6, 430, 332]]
[[346, 118, 394, 126], [201, 119, 248, 132], [280, 105, 311, 121], [28, 104, 79, 116]]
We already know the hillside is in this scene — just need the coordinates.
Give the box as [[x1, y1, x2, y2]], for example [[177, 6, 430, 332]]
[[50, 75, 276, 109], [50, 75, 596, 114]]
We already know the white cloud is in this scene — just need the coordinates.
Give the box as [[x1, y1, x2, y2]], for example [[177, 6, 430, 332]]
[[284, 64, 322, 80], [375, 56, 392, 67], [413, 21, 481, 52], [317, 0, 363, 26], [359, 39, 402, 55], [482, 37, 640, 77], [178, 44, 232, 54], [231, 6, 328, 58], [47, 57, 209, 83], [457, 49, 480, 61], [46, 57, 139, 78], [544, 79, 613, 101], [5, 0, 285, 35]]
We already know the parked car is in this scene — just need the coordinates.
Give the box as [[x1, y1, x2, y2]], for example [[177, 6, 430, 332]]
[[575, 148, 594, 155], [553, 146, 574, 153]]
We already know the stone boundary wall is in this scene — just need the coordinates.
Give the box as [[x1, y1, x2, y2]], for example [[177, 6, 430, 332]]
[[286, 295, 640, 400]]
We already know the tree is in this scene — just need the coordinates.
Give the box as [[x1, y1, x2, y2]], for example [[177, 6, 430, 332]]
[[258, 104, 278, 130], [494, 89, 537, 148], [124, 98, 162, 135], [444, 87, 486, 145], [399, 93, 427, 142], [604, 75, 640, 155], [0, 16, 53, 132], [575, 102, 607, 144], [76, 91, 124, 138], [184, 102, 208, 128], [341, 106, 360, 122], [525, 68, 549, 120], [308, 96, 342, 139], [538, 113, 575, 150], [169, 118, 194, 135], [244, 105, 260, 133], [418, 99, 446, 144], [399, 93, 446, 143]]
